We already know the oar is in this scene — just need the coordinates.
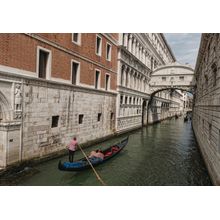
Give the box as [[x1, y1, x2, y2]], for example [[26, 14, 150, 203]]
[[77, 144, 107, 186]]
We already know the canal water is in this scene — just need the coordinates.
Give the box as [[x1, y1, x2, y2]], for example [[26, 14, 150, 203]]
[[12, 118, 212, 186]]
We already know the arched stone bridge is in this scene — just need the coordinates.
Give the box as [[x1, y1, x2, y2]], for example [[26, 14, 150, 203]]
[[146, 62, 195, 123], [149, 62, 195, 93]]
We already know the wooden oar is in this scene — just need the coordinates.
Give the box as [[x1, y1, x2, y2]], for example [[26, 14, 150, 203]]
[[77, 144, 107, 186]]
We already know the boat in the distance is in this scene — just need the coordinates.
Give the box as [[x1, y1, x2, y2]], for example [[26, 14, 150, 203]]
[[58, 136, 129, 171]]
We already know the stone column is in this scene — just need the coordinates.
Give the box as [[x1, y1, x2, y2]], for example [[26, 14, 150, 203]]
[[123, 33, 128, 48], [121, 66, 124, 86], [132, 38, 136, 55], [136, 42, 139, 58], [143, 49, 146, 64], [139, 46, 142, 61], [122, 67, 126, 87], [127, 69, 131, 88]]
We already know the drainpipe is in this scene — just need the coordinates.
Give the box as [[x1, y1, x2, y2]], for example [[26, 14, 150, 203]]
[[20, 79, 24, 163]]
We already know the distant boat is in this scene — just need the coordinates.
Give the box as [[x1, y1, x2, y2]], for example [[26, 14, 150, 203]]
[[175, 115, 178, 119], [184, 116, 188, 122], [58, 136, 129, 171]]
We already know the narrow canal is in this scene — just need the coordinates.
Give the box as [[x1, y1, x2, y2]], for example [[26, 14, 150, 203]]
[[10, 118, 212, 186]]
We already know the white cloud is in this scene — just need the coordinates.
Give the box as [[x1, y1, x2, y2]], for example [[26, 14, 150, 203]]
[[164, 33, 201, 67]]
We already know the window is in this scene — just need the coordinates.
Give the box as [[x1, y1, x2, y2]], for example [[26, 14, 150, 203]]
[[51, 116, 59, 128], [179, 76, 184, 81], [95, 70, 100, 89], [105, 74, 110, 90], [72, 33, 81, 45], [38, 49, 51, 79], [106, 43, 112, 61], [209, 123, 212, 141], [79, 114, 84, 124], [120, 95, 123, 104], [125, 96, 128, 104], [96, 35, 102, 56], [71, 61, 80, 85], [111, 112, 114, 120], [98, 113, 102, 122], [162, 77, 166, 81]]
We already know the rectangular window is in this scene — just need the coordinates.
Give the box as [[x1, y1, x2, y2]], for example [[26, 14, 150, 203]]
[[110, 112, 114, 120], [179, 76, 184, 81], [72, 33, 81, 45], [125, 96, 128, 104], [105, 74, 110, 90], [51, 116, 59, 128], [120, 96, 123, 104], [71, 61, 80, 85], [162, 77, 166, 81], [95, 70, 100, 89], [38, 49, 50, 79], [98, 113, 102, 122], [209, 123, 212, 141], [79, 114, 84, 124], [106, 43, 112, 61], [96, 35, 102, 56]]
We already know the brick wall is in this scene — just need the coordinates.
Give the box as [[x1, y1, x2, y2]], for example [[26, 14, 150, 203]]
[[0, 33, 118, 90]]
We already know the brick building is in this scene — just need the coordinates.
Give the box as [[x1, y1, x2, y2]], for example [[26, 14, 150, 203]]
[[0, 33, 118, 168]]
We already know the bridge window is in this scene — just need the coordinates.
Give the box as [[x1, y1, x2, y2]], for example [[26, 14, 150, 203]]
[[179, 76, 184, 81], [162, 77, 166, 81]]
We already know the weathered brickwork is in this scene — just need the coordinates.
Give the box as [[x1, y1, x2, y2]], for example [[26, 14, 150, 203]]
[[193, 33, 220, 185]]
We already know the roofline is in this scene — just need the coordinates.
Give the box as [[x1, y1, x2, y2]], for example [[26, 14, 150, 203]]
[[152, 63, 194, 73], [160, 34, 176, 62]]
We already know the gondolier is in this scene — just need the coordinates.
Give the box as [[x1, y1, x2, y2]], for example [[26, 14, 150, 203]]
[[67, 137, 78, 162]]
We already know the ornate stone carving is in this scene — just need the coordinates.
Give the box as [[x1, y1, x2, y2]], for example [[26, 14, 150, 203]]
[[14, 84, 22, 111]]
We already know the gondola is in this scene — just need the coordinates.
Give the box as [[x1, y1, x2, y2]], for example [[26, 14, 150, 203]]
[[58, 136, 129, 171]]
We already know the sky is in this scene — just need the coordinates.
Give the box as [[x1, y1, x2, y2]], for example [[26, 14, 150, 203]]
[[164, 33, 201, 68]]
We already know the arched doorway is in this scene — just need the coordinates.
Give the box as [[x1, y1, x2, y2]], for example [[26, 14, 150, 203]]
[[142, 99, 147, 126], [0, 90, 21, 167]]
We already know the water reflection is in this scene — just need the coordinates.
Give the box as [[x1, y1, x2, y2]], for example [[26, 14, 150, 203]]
[[14, 118, 212, 186]]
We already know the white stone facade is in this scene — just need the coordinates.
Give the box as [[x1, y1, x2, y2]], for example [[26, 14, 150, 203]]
[[0, 71, 116, 168], [193, 33, 220, 185], [116, 33, 182, 132]]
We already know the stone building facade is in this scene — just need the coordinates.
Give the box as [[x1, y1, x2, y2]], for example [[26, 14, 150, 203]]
[[0, 33, 118, 168], [116, 33, 179, 132], [192, 33, 220, 185]]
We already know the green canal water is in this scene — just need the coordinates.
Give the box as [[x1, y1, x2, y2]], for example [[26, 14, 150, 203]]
[[13, 118, 212, 186]]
